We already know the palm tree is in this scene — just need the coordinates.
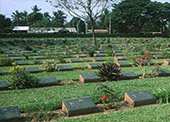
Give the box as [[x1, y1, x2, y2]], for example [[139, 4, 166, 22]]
[[53, 10, 66, 27], [21, 11, 28, 25], [11, 10, 22, 26], [31, 5, 41, 13]]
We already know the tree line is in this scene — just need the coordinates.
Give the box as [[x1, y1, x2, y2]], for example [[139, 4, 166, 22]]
[[1, 0, 170, 35]]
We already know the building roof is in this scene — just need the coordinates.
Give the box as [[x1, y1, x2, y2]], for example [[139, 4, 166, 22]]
[[13, 26, 30, 31], [29, 27, 77, 33], [88, 29, 108, 33]]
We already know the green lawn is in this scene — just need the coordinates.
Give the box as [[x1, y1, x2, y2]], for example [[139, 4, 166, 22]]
[[1, 65, 170, 81], [0, 77, 170, 113], [54, 103, 170, 122]]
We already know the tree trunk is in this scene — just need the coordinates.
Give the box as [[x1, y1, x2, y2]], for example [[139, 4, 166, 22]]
[[90, 18, 97, 46], [84, 21, 88, 34]]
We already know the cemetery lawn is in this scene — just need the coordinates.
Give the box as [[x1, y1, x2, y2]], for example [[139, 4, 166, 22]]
[[1, 65, 170, 81], [54, 103, 170, 122], [0, 77, 170, 113]]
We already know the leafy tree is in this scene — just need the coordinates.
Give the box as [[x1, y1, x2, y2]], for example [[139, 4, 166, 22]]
[[11, 10, 22, 26], [110, 0, 170, 34], [111, 0, 151, 33], [28, 5, 43, 25], [31, 5, 41, 13], [52, 10, 66, 27], [0, 14, 11, 31], [97, 9, 110, 29], [48, 0, 112, 45]]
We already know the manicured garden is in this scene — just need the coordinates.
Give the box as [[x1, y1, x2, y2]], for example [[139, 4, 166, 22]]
[[0, 38, 170, 121]]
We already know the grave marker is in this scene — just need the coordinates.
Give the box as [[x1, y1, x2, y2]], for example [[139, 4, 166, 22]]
[[114, 56, 127, 61], [7, 54, 20, 57], [116, 62, 131, 67], [70, 58, 82, 63], [15, 60, 29, 65], [24, 67, 42, 73], [11, 57, 25, 60], [79, 74, 100, 83], [92, 57, 105, 62], [94, 53, 106, 57], [154, 55, 163, 59], [62, 97, 99, 117], [0, 81, 8, 90], [124, 90, 157, 107], [57, 65, 73, 71], [120, 72, 139, 80], [38, 77, 58, 86], [157, 69, 170, 76], [76, 54, 87, 58], [0, 106, 21, 122], [88, 63, 103, 69], [34, 56, 45, 59], [115, 53, 124, 56]]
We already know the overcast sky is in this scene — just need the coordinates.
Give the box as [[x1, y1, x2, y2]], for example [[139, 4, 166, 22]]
[[0, 0, 170, 21]]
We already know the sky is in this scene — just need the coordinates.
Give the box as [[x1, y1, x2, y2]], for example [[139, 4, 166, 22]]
[[0, 0, 170, 21]]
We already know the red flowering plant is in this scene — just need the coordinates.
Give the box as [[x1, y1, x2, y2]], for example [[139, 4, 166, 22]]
[[97, 84, 118, 110]]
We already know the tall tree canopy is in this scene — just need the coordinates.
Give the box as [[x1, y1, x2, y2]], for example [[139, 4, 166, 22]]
[[0, 14, 11, 29], [48, 0, 113, 45], [110, 0, 170, 34]]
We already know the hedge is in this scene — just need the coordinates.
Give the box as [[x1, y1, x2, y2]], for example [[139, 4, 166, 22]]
[[0, 33, 169, 38]]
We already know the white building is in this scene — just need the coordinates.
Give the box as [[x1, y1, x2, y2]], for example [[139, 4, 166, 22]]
[[13, 26, 30, 32]]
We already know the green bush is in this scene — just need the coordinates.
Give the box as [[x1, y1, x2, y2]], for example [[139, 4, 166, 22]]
[[34, 60, 41, 64], [57, 56, 66, 63], [8, 65, 38, 89], [0, 55, 14, 66], [88, 46, 99, 57], [106, 46, 113, 56], [97, 84, 118, 109], [42, 60, 57, 72]]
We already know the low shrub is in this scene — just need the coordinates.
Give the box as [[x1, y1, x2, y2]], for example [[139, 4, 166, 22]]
[[8, 65, 38, 89], [97, 84, 118, 109], [42, 60, 57, 72], [57, 56, 66, 63], [106, 46, 113, 56], [0, 55, 14, 66]]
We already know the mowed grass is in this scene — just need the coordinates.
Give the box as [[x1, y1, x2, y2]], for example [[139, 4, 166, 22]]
[[1, 65, 170, 81], [54, 103, 170, 122], [0, 77, 170, 113]]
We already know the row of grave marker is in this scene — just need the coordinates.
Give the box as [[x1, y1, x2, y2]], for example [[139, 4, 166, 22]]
[[1, 58, 170, 76], [1, 69, 170, 91], [0, 90, 157, 121]]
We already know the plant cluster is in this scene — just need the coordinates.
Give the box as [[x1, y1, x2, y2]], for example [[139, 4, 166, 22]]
[[97, 84, 118, 109], [42, 60, 57, 72], [0, 55, 14, 66], [87, 46, 98, 57], [57, 56, 66, 63], [98, 63, 121, 81], [154, 88, 170, 104], [8, 65, 38, 89], [106, 44, 113, 56]]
